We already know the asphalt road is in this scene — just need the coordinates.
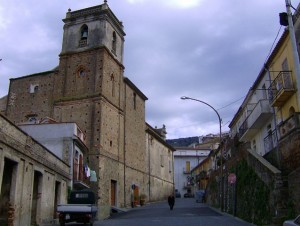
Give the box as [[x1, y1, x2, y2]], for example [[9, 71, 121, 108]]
[[49, 198, 255, 226]]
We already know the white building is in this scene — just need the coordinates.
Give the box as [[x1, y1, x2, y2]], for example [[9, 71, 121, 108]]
[[229, 67, 276, 157], [19, 118, 91, 190], [173, 147, 210, 197]]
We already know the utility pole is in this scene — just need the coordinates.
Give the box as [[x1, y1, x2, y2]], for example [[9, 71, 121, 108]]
[[285, 0, 300, 105]]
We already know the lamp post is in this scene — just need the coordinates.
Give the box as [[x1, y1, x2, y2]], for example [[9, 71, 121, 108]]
[[180, 96, 223, 211]]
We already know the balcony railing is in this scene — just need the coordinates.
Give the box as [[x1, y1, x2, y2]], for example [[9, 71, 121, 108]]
[[239, 100, 273, 141], [278, 112, 300, 139], [183, 182, 193, 189], [73, 163, 90, 189], [238, 119, 248, 139], [195, 170, 208, 182], [268, 71, 295, 107], [264, 129, 278, 153], [248, 100, 273, 129], [183, 168, 191, 174]]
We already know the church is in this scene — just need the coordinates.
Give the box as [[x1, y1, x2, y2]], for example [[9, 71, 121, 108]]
[[0, 1, 174, 223]]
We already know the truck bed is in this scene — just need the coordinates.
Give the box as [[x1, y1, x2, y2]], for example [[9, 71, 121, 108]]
[[57, 204, 98, 213]]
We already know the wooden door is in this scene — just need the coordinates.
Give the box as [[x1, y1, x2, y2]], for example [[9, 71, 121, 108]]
[[111, 180, 117, 206]]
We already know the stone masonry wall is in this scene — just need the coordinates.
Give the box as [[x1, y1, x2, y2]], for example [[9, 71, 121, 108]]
[[278, 130, 300, 174], [124, 84, 146, 172], [6, 71, 57, 124], [0, 114, 69, 226], [278, 130, 300, 215]]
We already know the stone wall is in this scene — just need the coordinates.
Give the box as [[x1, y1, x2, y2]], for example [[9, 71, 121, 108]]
[[206, 140, 290, 225], [278, 130, 300, 174], [0, 114, 69, 226], [288, 168, 300, 215], [146, 126, 175, 202], [6, 71, 57, 124], [278, 129, 300, 216]]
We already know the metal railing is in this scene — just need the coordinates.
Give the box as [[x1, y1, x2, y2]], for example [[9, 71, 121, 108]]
[[278, 112, 300, 139], [268, 71, 294, 103], [264, 130, 277, 153]]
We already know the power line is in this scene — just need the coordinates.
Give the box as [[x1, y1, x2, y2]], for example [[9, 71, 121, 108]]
[[264, 26, 282, 65], [217, 95, 246, 111]]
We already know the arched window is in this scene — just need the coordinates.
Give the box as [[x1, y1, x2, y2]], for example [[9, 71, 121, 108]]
[[77, 66, 86, 77], [81, 25, 88, 40], [289, 106, 295, 116], [112, 31, 117, 53], [79, 25, 88, 47]]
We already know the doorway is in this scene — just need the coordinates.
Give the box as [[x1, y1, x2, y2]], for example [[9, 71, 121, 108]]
[[54, 181, 61, 219], [111, 180, 117, 206], [31, 171, 43, 225], [0, 158, 17, 225]]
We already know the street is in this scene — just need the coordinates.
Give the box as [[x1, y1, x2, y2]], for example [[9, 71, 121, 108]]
[[49, 198, 255, 226]]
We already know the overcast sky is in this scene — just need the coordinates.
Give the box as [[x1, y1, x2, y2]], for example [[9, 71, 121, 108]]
[[0, 0, 299, 139]]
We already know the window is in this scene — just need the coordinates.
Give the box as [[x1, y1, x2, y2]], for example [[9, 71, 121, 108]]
[[111, 74, 115, 97], [79, 25, 88, 47], [30, 84, 39, 93], [133, 93, 137, 110], [267, 124, 272, 135], [26, 114, 38, 123], [289, 106, 295, 116], [112, 31, 117, 53], [186, 161, 190, 172], [77, 66, 86, 77], [79, 70, 85, 77], [262, 84, 267, 99], [160, 155, 164, 167], [75, 193, 88, 198], [282, 58, 289, 71], [252, 139, 256, 151], [81, 25, 88, 40]]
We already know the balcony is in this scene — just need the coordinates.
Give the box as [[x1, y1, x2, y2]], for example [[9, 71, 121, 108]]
[[268, 71, 295, 107], [238, 100, 273, 142], [195, 170, 208, 182], [183, 182, 193, 189], [183, 168, 191, 174], [264, 129, 277, 154], [278, 112, 300, 139], [73, 163, 90, 190]]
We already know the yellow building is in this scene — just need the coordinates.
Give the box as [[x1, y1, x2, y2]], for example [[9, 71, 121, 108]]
[[267, 30, 300, 127]]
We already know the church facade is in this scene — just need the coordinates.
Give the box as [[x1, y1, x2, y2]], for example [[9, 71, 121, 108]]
[[3, 2, 174, 220]]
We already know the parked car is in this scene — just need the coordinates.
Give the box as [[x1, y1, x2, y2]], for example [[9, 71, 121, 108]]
[[175, 189, 181, 198], [283, 215, 300, 226], [183, 193, 194, 198]]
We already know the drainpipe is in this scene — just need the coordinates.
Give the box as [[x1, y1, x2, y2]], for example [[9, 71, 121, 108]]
[[123, 84, 127, 207], [148, 136, 151, 201]]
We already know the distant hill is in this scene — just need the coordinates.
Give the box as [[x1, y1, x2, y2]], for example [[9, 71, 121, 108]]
[[166, 136, 199, 147]]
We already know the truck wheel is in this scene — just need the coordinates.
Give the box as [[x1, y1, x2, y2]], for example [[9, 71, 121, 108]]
[[59, 218, 65, 226]]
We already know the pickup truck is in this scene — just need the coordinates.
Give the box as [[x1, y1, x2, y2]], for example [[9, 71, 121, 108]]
[[57, 189, 98, 226]]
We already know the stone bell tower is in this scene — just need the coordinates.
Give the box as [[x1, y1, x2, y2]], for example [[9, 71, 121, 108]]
[[61, 2, 125, 64], [53, 2, 127, 218], [56, 1, 126, 99]]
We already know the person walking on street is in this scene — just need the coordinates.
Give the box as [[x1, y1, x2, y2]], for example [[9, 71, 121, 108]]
[[168, 194, 175, 210]]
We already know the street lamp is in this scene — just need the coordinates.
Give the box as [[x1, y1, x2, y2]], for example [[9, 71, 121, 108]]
[[180, 96, 223, 211]]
